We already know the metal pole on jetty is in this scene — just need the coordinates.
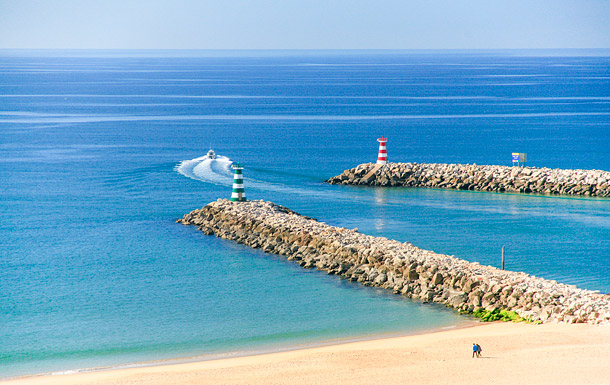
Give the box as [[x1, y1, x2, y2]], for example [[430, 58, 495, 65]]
[[501, 245, 505, 270], [230, 162, 247, 202]]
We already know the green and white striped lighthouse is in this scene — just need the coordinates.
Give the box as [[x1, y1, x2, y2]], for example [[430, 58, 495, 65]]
[[230, 162, 247, 202]]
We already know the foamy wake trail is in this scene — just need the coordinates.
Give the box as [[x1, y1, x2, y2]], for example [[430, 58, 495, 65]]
[[176, 153, 340, 199], [175, 154, 292, 192], [176, 155, 234, 186]]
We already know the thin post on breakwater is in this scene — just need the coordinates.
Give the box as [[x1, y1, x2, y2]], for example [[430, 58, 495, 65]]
[[501, 245, 505, 271], [178, 199, 610, 325]]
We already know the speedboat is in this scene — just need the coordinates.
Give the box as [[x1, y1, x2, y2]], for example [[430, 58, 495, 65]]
[[206, 149, 216, 159]]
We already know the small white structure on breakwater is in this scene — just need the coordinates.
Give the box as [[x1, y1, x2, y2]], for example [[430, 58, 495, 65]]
[[327, 162, 610, 197]]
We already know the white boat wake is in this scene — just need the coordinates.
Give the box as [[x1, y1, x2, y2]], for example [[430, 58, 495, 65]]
[[175, 154, 234, 186], [175, 153, 291, 193], [175, 152, 338, 198]]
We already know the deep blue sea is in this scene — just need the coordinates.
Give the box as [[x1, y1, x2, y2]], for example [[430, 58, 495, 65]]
[[1, 50, 609, 378]]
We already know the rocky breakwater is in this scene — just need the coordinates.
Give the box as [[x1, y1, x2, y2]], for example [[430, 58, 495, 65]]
[[326, 162, 610, 197], [178, 199, 610, 325]]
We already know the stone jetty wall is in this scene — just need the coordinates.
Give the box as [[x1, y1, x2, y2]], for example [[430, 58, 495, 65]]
[[178, 199, 610, 325], [326, 162, 610, 197]]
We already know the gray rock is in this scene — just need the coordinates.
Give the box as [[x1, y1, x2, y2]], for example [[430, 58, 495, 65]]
[[326, 162, 610, 198], [178, 199, 610, 325]]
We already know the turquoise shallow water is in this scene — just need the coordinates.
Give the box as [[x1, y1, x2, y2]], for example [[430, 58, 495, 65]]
[[1, 50, 609, 378]]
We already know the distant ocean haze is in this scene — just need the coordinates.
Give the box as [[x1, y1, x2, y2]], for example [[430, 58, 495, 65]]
[[0, 50, 609, 379]]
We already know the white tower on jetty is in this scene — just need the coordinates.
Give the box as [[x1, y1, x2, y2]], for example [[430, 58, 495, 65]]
[[230, 163, 247, 202], [376, 136, 388, 164]]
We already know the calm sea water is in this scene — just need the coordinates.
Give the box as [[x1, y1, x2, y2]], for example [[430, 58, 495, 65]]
[[1, 50, 609, 378]]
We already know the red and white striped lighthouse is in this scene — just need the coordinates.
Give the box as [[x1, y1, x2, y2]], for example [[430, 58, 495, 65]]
[[376, 136, 388, 164]]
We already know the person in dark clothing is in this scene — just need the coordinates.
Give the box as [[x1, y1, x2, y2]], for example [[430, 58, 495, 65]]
[[476, 343, 482, 357]]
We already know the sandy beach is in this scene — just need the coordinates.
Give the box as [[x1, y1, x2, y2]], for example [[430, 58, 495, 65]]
[[4, 321, 610, 385]]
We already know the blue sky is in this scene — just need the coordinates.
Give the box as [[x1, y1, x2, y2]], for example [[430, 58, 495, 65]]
[[1, 0, 609, 49]]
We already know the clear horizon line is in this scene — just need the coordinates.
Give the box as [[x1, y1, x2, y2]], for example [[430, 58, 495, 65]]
[[2, 48, 610, 58], [2, 47, 610, 51]]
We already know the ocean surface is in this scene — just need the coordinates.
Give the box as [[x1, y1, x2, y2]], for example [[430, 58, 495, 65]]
[[1, 50, 609, 378]]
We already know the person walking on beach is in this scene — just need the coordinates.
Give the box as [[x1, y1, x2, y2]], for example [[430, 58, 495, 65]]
[[472, 343, 482, 358]]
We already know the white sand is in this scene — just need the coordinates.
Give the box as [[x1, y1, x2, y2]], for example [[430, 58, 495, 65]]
[[4, 322, 610, 385]]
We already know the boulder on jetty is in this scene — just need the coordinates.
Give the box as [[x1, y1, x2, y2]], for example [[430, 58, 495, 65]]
[[178, 199, 610, 325], [326, 162, 610, 197]]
